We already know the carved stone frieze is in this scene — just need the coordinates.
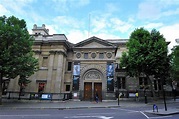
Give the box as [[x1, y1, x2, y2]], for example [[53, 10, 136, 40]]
[[76, 52, 81, 58], [91, 52, 96, 58], [106, 52, 112, 58], [80, 64, 106, 79], [84, 70, 101, 80]]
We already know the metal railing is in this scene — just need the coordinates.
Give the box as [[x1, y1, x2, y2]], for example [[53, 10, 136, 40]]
[[2, 91, 72, 101]]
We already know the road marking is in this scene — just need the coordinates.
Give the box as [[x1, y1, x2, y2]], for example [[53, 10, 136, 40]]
[[140, 111, 173, 119], [64, 115, 113, 119], [140, 111, 149, 119]]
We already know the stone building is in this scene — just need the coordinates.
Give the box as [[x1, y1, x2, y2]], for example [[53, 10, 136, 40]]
[[5, 24, 166, 100]]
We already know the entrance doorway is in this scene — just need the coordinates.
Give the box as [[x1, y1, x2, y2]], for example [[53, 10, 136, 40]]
[[84, 82, 92, 100], [94, 83, 102, 101], [84, 82, 102, 101]]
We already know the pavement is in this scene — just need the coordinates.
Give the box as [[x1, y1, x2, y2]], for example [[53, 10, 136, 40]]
[[0, 98, 179, 116]]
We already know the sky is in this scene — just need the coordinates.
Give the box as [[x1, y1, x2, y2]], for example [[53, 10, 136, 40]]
[[0, 0, 179, 51]]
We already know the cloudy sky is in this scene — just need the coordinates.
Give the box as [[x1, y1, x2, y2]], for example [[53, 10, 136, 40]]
[[0, 0, 179, 51]]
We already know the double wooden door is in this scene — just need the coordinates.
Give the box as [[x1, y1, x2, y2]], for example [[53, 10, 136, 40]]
[[84, 82, 102, 101]]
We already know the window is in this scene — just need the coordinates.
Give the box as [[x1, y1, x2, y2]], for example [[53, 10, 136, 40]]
[[158, 80, 162, 90], [66, 85, 70, 91], [139, 77, 148, 88], [84, 53, 88, 59], [99, 53, 104, 59], [38, 83, 45, 93], [154, 79, 162, 90], [67, 62, 72, 71], [42, 57, 48, 67], [154, 80, 157, 90], [117, 77, 126, 89]]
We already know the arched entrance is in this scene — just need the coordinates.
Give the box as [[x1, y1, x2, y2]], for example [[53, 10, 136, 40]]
[[83, 69, 103, 101]]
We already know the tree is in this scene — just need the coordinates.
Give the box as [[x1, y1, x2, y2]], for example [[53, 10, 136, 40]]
[[170, 45, 179, 81], [17, 52, 38, 100], [0, 15, 38, 104], [120, 28, 170, 98]]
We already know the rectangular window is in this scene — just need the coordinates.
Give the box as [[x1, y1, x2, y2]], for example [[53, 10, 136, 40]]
[[117, 77, 126, 89], [144, 77, 148, 85], [84, 53, 88, 59], [154, 80, 157, 90], [139, 77, 148, 88], [158, 79, 162, 90], [67, 62, 72, 71], [38, 83, 45, 93], [66, 85, 70, 91], [42, 57, 48, 67], [99, 53, 104, 59], [139, 77, 143, 85], [154, 79, 162, 90]]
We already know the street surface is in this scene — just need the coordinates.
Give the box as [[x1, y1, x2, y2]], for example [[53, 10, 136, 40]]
[[0, 105, 179, 119], [1, 99, 179, 119]]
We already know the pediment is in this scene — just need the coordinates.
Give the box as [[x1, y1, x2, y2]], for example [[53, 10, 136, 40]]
[[80, 41, 108, 48], [74, 36, 116, 48]]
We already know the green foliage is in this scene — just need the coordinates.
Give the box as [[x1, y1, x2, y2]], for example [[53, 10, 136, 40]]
[[18, 75, 31, 87], [170, 46, 179, 81], [0, 15, 38, 104], [120, 28, 169, 80]]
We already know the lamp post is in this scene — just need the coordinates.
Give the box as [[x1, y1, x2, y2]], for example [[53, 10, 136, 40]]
[[117, 78, 119, 106], [115, 63, 120, 106], [162, 78, 167, 111]]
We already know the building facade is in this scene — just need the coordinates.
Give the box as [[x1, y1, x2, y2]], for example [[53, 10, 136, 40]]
[[5, 24, 168, 100]]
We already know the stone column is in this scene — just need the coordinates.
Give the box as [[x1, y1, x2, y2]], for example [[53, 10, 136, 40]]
[[54, 51, 64, 93], [46, 51, 55, 92], [61, 56, 66, 92]]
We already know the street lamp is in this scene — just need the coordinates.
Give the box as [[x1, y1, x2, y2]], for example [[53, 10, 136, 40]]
[[115, 63, 120, 106], [117, 77, 120, 106], [162, 78, 167, 111]]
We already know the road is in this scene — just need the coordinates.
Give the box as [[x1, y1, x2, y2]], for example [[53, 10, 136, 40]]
[[0, 106, 179, 119]]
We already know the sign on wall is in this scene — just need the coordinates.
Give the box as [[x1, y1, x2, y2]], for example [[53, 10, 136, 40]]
[[106, 63, 114, 91], [73, 62, 80, 90], [107, 63, 114, 76]]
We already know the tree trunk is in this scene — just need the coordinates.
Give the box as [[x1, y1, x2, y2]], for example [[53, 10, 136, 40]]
[[0, 72, 2, 105], [18, 83, 22, 100]]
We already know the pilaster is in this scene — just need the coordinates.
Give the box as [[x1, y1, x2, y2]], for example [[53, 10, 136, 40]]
[[46, 51, 55, 92], [54, 51, 64, 93], [61, 56, 67, 92]]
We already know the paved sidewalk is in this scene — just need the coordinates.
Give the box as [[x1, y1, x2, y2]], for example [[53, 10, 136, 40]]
[[145, 108, 179, 116], [1, 99, 123, 109], [1, 99, 179, 116]]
